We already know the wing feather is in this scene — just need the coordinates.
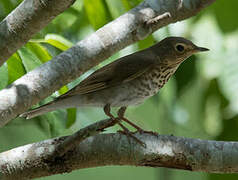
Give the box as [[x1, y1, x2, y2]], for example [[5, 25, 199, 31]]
[[60, 49, 158, 98]]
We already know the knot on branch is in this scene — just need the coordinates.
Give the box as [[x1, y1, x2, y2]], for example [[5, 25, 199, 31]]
[[133, 8, 172, 40]]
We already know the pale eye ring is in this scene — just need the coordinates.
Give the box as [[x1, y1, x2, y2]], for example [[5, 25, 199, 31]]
[[175, 44, 185, 52]]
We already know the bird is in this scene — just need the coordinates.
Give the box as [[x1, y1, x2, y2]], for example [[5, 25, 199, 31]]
[[20, 36, 208, 138]]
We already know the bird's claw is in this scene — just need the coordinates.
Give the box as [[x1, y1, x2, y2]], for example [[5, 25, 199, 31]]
[[136, 129, 158, 137]]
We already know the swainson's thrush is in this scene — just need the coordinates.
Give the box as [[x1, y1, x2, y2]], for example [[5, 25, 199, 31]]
[[20, 37, 208, 134]]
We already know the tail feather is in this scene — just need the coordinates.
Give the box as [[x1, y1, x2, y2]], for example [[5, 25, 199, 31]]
[[20, 94, 92, 119], [20, 95, 85, 119], [19, 101, 56, 119]]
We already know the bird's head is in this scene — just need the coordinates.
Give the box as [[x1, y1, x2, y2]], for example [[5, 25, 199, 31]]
[[153, 36, 209, 67]]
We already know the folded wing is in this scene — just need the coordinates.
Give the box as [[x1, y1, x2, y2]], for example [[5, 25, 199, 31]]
[[59, 50, 158, 98]]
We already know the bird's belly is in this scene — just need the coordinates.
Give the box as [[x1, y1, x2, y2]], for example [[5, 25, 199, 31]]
[[105, 83, 149, 107], [106, 80, 160, 107]]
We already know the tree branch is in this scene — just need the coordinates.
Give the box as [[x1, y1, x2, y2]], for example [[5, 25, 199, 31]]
[[53, 118, 118, 157], [0, 0, 76, 66], [0, 0, 215, 126], [1, 129, 237, 179]]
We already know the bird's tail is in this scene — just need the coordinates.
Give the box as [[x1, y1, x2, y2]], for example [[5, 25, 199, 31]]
[[19, 101, 59, 119], [19, 95, 78, 119]]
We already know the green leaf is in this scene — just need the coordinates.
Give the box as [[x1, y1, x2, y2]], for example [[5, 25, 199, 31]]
[[66, 108, 77, 128], [105, 0, 125, 18], [121, 0, 131, 10], [45, 34, 74, 51], [105, 0, 142, 18], [121, 0, 142, 11], [58, 85, 69, 95], [39, 111, 68, 137], [212, 0, 238, 33], [7, 53, 26, 84], [203, 80, 226, 136], [71, 0, 84, 12], [57, 83, 69, 107], [1, 0, 15, 14], [175, 56, 196, 97], [26, 42, 52, 63], [83, 0, 111, 29], [18, 46, 43, 72], [124, 0, 142, 8], [138, 35, 155, 50], [0, 63, 8, 90], [57, 79, 76, 127]]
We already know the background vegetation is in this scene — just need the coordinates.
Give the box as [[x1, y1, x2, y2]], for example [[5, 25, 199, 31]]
[[0, 0, 237, 179]]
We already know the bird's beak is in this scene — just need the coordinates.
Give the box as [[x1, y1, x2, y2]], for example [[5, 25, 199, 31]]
[[195, 46, 209, 52]]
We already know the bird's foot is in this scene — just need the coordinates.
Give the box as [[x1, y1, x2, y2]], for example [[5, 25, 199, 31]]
[[119, 115, 158, 137], [117, 123, 146, 148], [117, 106, 157, 139]]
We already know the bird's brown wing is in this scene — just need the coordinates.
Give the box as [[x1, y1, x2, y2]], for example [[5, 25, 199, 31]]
[[60, 50, 158, 98]]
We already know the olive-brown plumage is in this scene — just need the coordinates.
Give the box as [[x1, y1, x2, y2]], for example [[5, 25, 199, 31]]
[[20, 37, 208, 122]]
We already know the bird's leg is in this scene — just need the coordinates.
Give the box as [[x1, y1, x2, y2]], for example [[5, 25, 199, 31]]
[[104, 104, 116, 119], [118, 107, 144, 132], [103, 104, 122, 129], [117, 121, 146, 147], [118, 107, 158, 136], [104, 104, 145, 146]]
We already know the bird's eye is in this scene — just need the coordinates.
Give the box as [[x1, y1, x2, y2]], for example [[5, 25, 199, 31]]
[[175, 44, 185, 52]]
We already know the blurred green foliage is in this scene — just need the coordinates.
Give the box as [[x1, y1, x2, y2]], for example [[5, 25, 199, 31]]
[[0, 0, 238, 180]]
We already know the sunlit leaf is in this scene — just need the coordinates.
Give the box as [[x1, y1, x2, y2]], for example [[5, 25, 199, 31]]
[[58, 85, 68, 95], [83, 0, 111, 29], [26, 42, 52, 63], [71, 0, 84, 12], [121, 0, 131, 10], [45, 34, 74, 51], [138, 35, 155, 50], [66, 108, 77, 128], [0, 63, 8, 89], [39, 12, 78, 38], [57, 74, 77, 128], [18, 46, 42, 72], [7, 53, 26, 84]]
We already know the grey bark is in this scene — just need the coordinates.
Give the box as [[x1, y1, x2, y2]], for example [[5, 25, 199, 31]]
[[0, 0, 76, 66], [1, 132, 238, 179], [0, 0, 215, 126]]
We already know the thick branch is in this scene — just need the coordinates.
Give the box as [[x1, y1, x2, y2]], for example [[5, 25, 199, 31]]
[[0, 0, 76, 66], [0, 0, 215, 126], [53, 118, 118, 157], [1, 132, 238, 179]]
